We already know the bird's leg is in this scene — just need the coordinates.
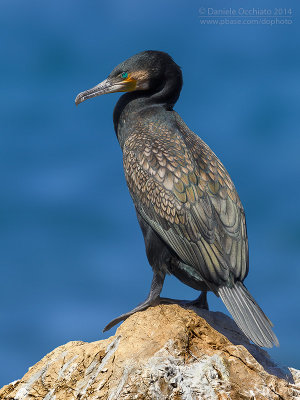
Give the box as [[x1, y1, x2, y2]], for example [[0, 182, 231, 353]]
[[188, 291, 209, 310], [103, 270, 165, 332]]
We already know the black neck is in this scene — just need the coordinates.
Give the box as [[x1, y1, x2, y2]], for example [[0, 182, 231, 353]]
[[113, 71, 182, 133]]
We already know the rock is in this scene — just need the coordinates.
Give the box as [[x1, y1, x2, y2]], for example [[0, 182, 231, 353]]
[[0, 304, 299, 399]]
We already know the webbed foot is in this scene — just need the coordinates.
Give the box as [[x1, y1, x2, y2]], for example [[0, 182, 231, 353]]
[[157, 290, 209, 310], [103, 271, 165, 332]]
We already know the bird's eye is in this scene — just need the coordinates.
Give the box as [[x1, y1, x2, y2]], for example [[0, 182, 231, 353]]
[[121, 72, 128, 79]]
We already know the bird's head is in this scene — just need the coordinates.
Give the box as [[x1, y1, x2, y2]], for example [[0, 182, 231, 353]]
[[75, 50, 182, 106]]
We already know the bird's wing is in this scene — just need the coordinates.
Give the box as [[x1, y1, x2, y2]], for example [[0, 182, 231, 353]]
[[123, 115, 248, 289]]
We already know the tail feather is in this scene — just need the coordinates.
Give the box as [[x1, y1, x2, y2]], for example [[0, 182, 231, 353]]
[[218, 281, 279, 348]]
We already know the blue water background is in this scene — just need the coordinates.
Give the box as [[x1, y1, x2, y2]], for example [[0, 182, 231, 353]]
[[0, 0, 299, 385]]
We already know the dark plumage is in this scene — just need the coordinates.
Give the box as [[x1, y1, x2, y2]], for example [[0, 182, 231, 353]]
[[75, 50, 278, 347]]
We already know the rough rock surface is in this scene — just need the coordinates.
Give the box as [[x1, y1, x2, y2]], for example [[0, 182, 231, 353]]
[[1, 304, 299, 399]]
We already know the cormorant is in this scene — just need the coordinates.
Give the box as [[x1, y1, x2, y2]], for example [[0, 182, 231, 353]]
[[75, 50, 278, 347]]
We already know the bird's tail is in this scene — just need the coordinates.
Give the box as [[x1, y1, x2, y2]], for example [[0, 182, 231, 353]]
[[218, 281, 279, 348]]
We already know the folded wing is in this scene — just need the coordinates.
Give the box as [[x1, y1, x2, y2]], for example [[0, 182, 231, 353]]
[[123, 113, 248, 291]]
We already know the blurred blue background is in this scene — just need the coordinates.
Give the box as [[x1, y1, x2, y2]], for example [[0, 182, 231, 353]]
[[0, 0, 299, 386]]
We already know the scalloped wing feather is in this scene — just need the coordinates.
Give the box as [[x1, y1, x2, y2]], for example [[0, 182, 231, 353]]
[[123, 113, 248, 287]]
